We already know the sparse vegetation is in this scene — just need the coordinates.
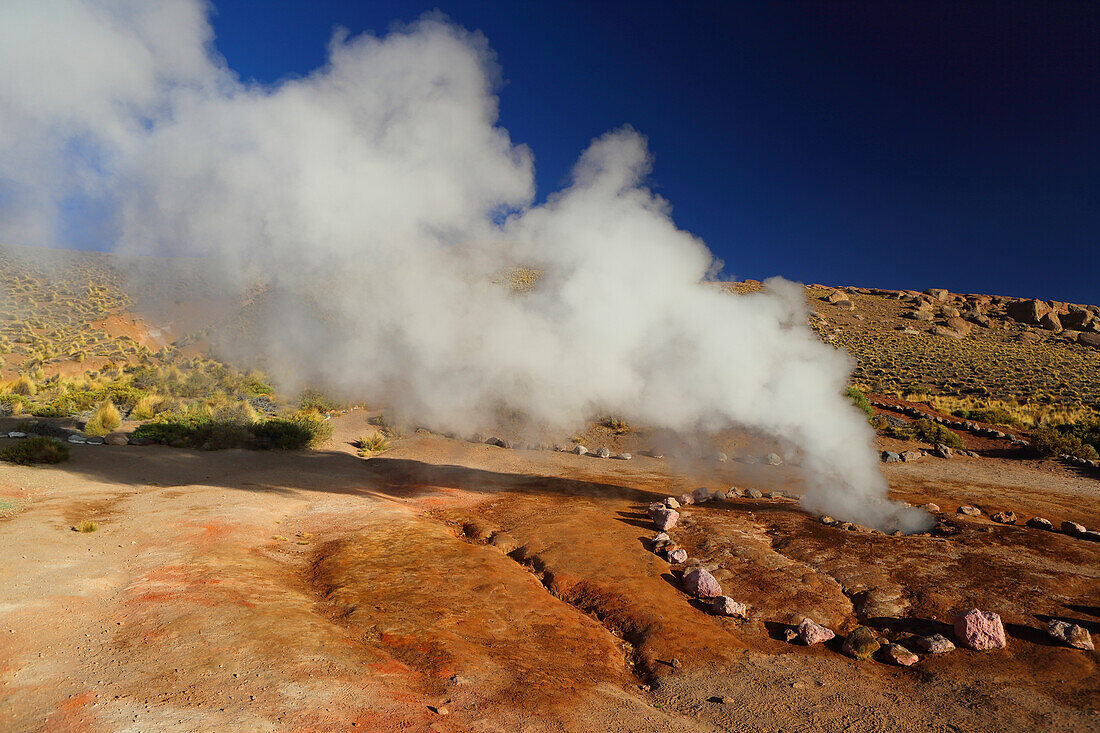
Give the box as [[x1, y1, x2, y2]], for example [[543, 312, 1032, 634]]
[[1031, 422, 1100, 460], [887, 418, 964, 449], [130, 408, 331, 451], [356, 432, 391, 455], [0, 436, 70, 465], [84, 400, 122, 436], [72, 520, 98, 533], [845, 386, 873, 417]]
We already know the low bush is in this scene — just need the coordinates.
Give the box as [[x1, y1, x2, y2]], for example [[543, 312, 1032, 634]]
[[1, 436, 70, 465], [887, 418, 964, 449], [846, 386, 874, 417], [131, 409, 331, 451], [356, 432, 391, 455], [1031, 422, 1100, 460], [84, 400, 122, 436]]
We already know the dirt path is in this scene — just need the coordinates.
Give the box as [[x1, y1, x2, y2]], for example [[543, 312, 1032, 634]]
[[0, 423, 1097, 732]]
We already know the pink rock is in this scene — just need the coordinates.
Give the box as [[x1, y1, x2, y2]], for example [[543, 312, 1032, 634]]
[[797, 618, 835, 645], [953, 608, 1007, 650], [677, 493, 695, 506], [682, 568, 722, 599], [957, 505, 982, 516], [663, 497, 681, 509], [920, 503, 941, 513], [1047, 620, 1094, 650], [648, 501, 666, 516], [666, 548, 688, 564], [882, 643, 920, 666], [712, 596, 748, 617], [691, 487, 711, 503], [652, 508, 679, 531]]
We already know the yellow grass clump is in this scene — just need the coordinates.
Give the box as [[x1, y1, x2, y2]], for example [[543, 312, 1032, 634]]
[[85, 400, 122, 436]]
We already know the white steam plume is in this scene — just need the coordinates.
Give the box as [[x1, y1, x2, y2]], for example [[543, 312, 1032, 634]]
[[0, 1, 931, 532]]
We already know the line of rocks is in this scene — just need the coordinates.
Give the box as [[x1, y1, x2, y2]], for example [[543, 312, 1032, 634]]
[[5, 429, 129, 446], [646, 490, 1094, 671], [461, 433, 788, 467], [868, 399, 1030, 447]]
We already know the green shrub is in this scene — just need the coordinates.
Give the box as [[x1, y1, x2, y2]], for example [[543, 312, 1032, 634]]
[[1032, 423, 1100, 460], [1, 436, 70, 465], [298, 389, 340, 413], [31, 397, 77, 418], [85, 400, 122, 436], [951, 407, 1021, 428], [846, 386, 873, 417], [251, 419, 315, 450], [356, 433, 391, 455], [887, 418, 964, 449]]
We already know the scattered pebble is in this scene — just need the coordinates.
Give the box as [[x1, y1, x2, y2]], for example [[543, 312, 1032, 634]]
[[842, 626, 880, 660], [682, 568, 722, 599], [711, 596, 748, 618], [1047, 619, 1094, 650], [954, 608, 1007, 650], [652, 508, 679, 531], [881, 643, 920, 666], [797, 619, 835, 645], [956, 505, 982, 517], [915, 634, 955, 654], [1061, 520, 1086, 535]]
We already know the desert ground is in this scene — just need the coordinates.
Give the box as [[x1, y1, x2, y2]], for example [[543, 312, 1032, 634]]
[[1, 407, 1097, 732]]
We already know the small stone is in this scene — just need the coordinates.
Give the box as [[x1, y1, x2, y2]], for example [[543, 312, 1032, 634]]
[[915, 634, 955, 654], [596, 447, 611, 458], [104, 431, 129, 446], [666, 548, 688, 564], [652, 508, 679, 531], [1047, 619, 1094, 650], [711, 490, 726, 501], [682, 568, 722, 598], [881, 643, 919, 666], [956, 505, 982, 517], [842, 626, 880, 660], [711, 596, 748, 618], [670, 657, 682, 669], [746, 488, 763, 499], [765, 452, 783, 465], [85, 436, 104, 445], [574, 445, 588, 455], [713, 452, 728, 463], [899, 450, 922, 462], [663, 497, 681, 509], [797, 619, 835, 645], [612, 452, 632, 460], [1025, 516, 1053, 530], [727, 487, 744, 498], [920, 503, 941, 513], [819, 515, 835, 525], [881, 451, 900, 463], [932, 443, 954, 459], [678, 493, 695, 506], [691, 487, 712, 503], [651, 532, 670, 545], [1061, 520, 1086, 535], [990, 511, 1017, 524], [767, 491, 784, 500], [7, 431, 26, 438], [953, 608, 1007, 650], [67, 435, 86, 444], [648, 501, 666, 516], [783, 628, 799, 642]]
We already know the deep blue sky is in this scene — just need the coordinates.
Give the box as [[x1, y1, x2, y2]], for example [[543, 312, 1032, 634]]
[[209, 1, 1098, 304]]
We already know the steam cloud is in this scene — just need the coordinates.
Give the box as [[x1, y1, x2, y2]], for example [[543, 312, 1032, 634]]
[[0, 1, 931, 532]]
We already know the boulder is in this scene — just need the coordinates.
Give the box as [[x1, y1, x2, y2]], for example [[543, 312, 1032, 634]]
[[1061, 520, 1086, 535], [954, 608, 1007, 650], [824, 290, 850, 304], [842, 626, 880, 660], [1078, 332, 1100, 349], [1006, 298, 1050, 325], [797, 619, 835, 645], [933, 444, 954, 459], [924, 288, 949, 300], [1062, 308, 1094, 331], [665, 547, 688, 564], [682, 568, 722, 599], [712, 596, 748, 618], [990, 511, 1017, 524], [1040, 311, 1062, 332], [931, 325, 965, 339], [957, 505, 982, 517], [652, 508, 679, 531], [915, 634, 955, 654], [941, 306, 961, 318], [1047, 619, 1094, 650], [881, 450, 900, 463], [900, 450, 923, 462], [907, 310, 935, 321], [1025, 516, 1053, 530], [881, 643, 920, 666], [945, 316, 971, 333]]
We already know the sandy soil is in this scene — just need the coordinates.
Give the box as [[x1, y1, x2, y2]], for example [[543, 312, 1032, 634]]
[[0, 415, 1097, 732]]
